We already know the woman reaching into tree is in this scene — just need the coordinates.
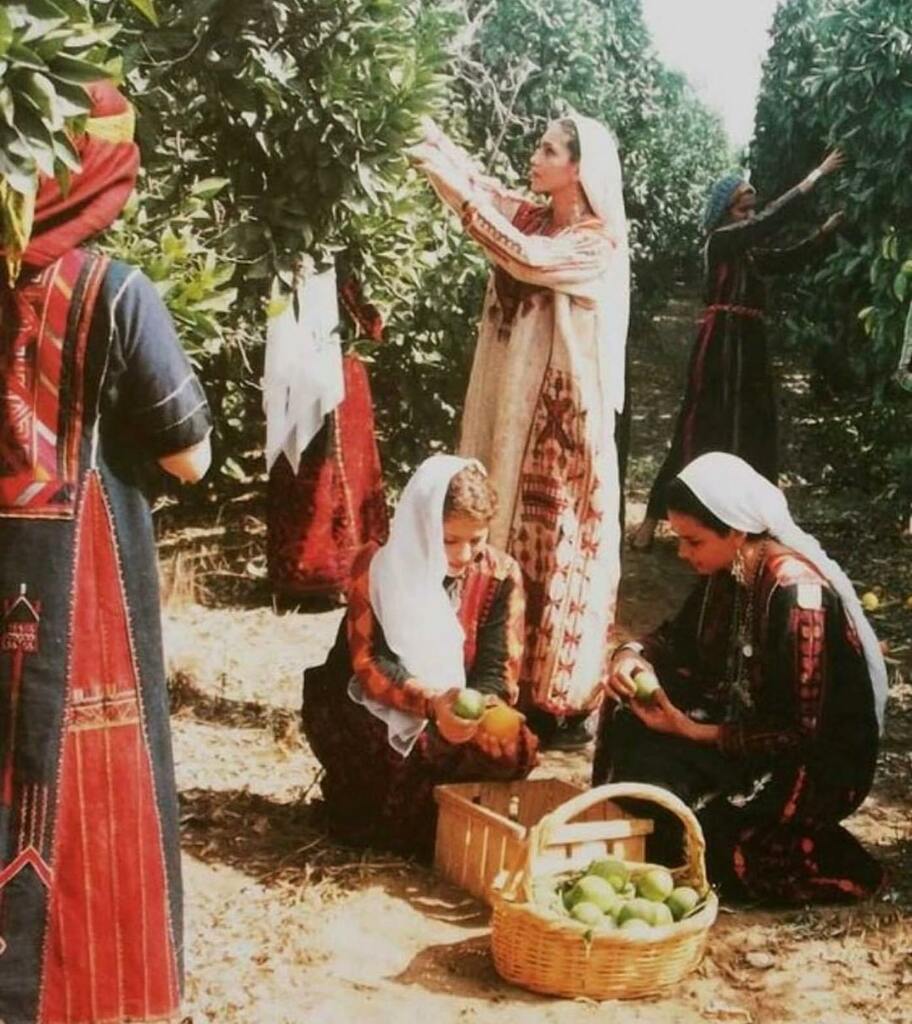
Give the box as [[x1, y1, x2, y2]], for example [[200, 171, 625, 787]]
[[597, 452, 886, 903], [301, 455, 538, 860], [409, 115, 629, 749], [631, 150, 846, 551]]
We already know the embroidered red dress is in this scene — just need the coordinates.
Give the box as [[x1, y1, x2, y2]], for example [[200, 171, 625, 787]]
[[301, 542, 538, 860], [594, 550, 882, 903], [645, 187, 836, 520], [0, 254, 210, 1024], [266, 355, 389, 603]]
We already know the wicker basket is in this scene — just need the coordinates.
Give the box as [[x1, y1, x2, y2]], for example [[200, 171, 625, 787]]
[[434, 778, 654, 905], [490, 782, 719, 1000]]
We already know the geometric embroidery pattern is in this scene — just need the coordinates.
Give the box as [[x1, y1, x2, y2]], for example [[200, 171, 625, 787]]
[[0, 250, 108, 519]]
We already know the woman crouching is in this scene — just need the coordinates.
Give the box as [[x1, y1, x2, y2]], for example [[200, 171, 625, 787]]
[[302, 454, 538, 860], [595, 452, 886, 903]]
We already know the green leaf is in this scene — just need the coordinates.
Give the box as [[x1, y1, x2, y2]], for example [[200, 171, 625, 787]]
[[124, 0, 158, 26], [190, 177, 230, 200], [47, 53, 109, 85], [0, 9, 13, 59]]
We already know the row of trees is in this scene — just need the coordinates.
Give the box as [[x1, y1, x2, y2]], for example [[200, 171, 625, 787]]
[[751, 0, 912, 493], [1, 0, 732, 488]]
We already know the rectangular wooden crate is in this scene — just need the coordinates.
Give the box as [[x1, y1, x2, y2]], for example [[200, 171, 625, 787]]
[[434, 778, 654, 904]]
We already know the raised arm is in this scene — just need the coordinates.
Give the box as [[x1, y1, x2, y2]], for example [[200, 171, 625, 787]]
[[752, 211, 843, 276], [711, 149, 846, 259], [413, 119, 525, 220], [410, 132, 616, 299]]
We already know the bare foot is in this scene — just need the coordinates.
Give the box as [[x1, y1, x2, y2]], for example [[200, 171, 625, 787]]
[[630, 517, 657, 551]]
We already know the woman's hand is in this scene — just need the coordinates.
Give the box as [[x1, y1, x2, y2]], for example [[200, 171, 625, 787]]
[[605, 649, 654, 702], [627, 687, 693, 737], [431, 688, 479, 745], [817, 148, 846, 177]]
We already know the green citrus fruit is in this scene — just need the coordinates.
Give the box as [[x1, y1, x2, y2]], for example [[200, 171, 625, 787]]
[[666, 885, 701, 921], [649, 902, 674, 926], [618, 917, 653, 937], [633, 668, 661, 703], [566, 874, 619, 914], [570, 900, 604, 926], [616, 897, 657, 926], [636, 867, 674, 902], [452, 688, 486, 720], [587, 857, 630, 892]]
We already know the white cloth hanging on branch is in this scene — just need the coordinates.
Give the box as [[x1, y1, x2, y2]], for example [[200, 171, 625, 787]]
[[262, 263, 343, 473]]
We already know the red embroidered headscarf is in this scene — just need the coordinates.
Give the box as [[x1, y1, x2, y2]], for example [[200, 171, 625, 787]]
[[18, 81, 139, 272]]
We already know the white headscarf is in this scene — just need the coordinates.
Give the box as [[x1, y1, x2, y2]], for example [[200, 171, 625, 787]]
[[678, 452, 888, 731], [348, 453, 479, 755], [568, 113, 630, 415]]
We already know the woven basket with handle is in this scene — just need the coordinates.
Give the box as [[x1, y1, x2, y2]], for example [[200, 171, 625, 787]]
[[491, 782, 719, 1000]]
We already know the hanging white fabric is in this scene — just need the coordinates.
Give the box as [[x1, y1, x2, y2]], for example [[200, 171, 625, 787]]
[[678, 451, 888, 732], [262, 264, 343, 473]]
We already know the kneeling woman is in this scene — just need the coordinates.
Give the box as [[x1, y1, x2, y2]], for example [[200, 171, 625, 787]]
[[595, 452, 886, 903], [302, 455, 538, 859]]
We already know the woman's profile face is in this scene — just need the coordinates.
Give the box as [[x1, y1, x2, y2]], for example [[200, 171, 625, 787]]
[[668, 511, 742, 575], [727, 184, 757, 223], [443, 514, 489, 577], [529, 122, 579, 196]]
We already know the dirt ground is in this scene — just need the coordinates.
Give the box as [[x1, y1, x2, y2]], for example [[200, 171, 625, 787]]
[[161, 290, 912, 1024]]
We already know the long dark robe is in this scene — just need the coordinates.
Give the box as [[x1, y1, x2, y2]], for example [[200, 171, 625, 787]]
[[593, 550, 883, 904], [301, 543, 538, 861], [0, 252, 210, 1024], [646, 188, 835, 520]]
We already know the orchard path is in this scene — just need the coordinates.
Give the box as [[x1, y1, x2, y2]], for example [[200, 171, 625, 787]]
[[161, 287, 912, 1024]]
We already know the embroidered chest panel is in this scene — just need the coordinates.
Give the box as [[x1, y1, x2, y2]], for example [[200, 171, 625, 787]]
[[0, 250, 108, 519]]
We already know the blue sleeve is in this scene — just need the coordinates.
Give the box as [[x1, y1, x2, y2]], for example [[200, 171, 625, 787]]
[[104, 263, 212, 458]]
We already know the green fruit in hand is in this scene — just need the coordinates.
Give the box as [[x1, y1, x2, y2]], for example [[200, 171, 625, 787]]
[[452, 688, 485, 720], [636, 867, 675, 902], [570, 900, 604, 926], [666, 885, 701, 921], [616, 897, 659, 926], [567, 875, 620, 914], [619, 917, 653, 937], [633, 668, 661, 703], [588, 857, 630, 892]]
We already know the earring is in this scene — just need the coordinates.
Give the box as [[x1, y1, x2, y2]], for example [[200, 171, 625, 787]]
[[731, 545, 748, 585]]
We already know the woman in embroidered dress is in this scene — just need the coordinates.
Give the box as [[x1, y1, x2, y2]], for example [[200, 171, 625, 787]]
[[409, 116, 629, 745], [630, 152, 846, 551], [595, 453, 885, 903], [0, 83, 211, 1024], [301, 455, 538, 860]]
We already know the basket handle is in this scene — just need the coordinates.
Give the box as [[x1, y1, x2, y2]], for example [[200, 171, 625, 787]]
[[511, 782, 709, 901]]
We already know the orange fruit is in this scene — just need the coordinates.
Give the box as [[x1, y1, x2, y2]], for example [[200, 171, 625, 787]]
[[479, 702, 524, 742]]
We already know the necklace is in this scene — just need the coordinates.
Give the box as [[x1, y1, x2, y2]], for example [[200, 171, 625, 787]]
[[725, 539, 769, 721]]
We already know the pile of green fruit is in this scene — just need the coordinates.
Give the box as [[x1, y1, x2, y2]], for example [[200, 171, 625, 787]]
[[530, 857, 705, 937]]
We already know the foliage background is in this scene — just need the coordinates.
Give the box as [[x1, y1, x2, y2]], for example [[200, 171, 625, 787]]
[[2, 0, 732, 490], [751, 0, 912, 494]]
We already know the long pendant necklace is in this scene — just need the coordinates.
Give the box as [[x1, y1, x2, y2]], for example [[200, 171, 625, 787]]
[[726, 540, 768, 721]]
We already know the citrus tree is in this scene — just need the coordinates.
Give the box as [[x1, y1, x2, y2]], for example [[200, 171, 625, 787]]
[[752, 0, 912, 491]]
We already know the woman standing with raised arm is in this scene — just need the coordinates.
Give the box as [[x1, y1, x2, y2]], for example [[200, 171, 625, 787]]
[[409, 116, 629, 746], [631, 150, 846, 551]]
